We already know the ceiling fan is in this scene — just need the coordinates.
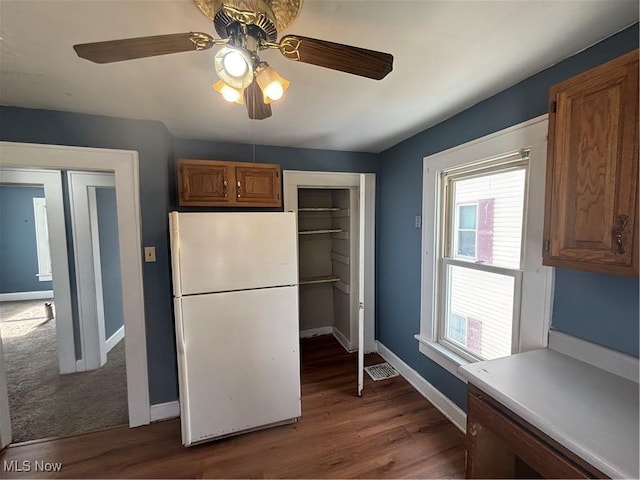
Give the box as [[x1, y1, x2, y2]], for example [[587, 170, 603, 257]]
[[73, 0, 394, 120]]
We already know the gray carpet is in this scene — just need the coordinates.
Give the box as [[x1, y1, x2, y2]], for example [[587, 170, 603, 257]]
[[0, 300, 128, 443]]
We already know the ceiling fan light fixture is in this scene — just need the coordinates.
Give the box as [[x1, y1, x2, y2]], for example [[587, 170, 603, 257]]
[[256, 64, 290, 103], [215, 47, 254, 89], [222, 50, 248, 77], [212, 80, 245, 105]]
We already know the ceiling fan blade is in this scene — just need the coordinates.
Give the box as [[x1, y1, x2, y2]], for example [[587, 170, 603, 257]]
[[73, 32, 216, 64], [278, 35, 393, 80], [244, 80, 272, 120]]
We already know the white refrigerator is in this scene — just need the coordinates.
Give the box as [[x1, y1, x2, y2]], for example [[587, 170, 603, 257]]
[[169, 211, 301, 447]]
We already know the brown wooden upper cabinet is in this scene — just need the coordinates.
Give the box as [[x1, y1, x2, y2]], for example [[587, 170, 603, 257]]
[[178, 159, 282, 207], [543, 50, 639, 276]]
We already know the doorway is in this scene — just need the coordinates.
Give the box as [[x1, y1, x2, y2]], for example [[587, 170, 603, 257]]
[[283, 171, 375, 396], [0, 142, 150, 449]]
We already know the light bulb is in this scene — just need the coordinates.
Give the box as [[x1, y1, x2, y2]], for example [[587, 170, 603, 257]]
[[221, 85, 241, 103], [223, 51, 248, 78], [264, 82, 284, 101]]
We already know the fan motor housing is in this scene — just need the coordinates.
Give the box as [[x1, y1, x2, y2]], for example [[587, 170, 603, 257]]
[[194, 0, 303, 43]]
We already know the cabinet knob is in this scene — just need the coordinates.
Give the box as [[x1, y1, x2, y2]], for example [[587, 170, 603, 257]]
[[614, 214, 629, 255]]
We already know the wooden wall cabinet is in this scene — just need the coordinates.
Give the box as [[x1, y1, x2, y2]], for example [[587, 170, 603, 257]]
[[543, 50, 639, 276], [178, 159, 282, 207]]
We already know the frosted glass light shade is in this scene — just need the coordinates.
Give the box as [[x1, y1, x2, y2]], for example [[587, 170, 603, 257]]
[[214, 47, 254, 89], [256, 65, 290, 103], [212, 80, 245, 105]]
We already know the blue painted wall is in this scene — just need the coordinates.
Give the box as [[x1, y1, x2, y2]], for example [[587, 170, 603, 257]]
[[376, 24, 639, 410], [552, 270, 639, 357], [0, 185, 53, 294], [0, 107, 378, 403], [95, 187, 124, 339]]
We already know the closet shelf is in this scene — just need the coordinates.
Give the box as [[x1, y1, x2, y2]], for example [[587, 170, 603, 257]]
[[298, 207, 340, 212], [299, 275, 341, 285], [298, 228, 342, 235]]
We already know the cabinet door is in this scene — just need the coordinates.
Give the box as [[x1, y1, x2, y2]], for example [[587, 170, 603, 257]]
[[235, 164, 282, 207], [543, 50, 639, 276], [178, 160, 231, 206]]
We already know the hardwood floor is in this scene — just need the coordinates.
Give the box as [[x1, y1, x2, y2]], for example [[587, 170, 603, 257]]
[[0, 335, 465, 478]]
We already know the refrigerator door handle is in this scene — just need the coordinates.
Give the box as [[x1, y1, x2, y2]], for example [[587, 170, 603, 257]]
[[174, 298, 186, 355]]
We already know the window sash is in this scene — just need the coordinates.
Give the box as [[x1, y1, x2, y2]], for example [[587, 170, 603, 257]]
[[454, 202, 477, 259], [437, 258, 523, 362]]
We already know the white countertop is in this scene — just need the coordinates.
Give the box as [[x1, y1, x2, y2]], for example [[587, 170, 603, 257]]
[[459, 349, 639, 479]]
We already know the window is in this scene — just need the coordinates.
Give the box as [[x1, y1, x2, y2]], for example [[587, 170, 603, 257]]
[[440, 161, 527, 362], [416, 117, 553, 378], [33, 197, 52, 282]]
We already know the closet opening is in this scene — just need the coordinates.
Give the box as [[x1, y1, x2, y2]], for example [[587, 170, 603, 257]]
[[284, 170, 375, 396], [297, 188, 358, 352]]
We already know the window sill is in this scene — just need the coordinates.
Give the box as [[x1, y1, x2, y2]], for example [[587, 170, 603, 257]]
[[414, 334, 470, 382]]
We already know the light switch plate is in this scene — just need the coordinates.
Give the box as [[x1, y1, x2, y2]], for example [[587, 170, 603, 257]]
[[415, 215, 422, 229], [144, 246, 156, 262]]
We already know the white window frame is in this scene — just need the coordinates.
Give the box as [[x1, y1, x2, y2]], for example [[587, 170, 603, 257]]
[[32, 197, 52, 282], [415, 115, 555, 381]]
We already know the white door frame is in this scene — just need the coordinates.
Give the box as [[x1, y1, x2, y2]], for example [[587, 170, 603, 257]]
[[67, 171, 118, 371], [358, 173, 375, 395], [0, 168, 76, 375], [0, 142, 150, 428], [283, 170, 376, 355]]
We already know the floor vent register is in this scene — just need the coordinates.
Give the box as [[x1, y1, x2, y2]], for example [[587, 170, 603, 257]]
[[364, 362, 399, 381]]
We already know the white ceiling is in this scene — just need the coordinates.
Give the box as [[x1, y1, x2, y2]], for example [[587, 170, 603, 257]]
[[1, 1, 638, 153]]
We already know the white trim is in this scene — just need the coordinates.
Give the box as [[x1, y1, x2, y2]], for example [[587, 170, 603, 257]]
[[299, 327, 357, 353], [88, 187, 106, 364], [332, 326, 356, 353], [376, 341, 467, 433], [548, 330, 639, 383], [419, 115, 554, 375], [0, 142, 150, 428], [0, 290, 54, 302], [149, 401, 180, 422], [105, 325, 125, 354], [415, 335, 468, 382], [0, 168, 75, 375], [32, 197, 52, 282], [67, 172, 116, 371], [299, 327, 333, 338]]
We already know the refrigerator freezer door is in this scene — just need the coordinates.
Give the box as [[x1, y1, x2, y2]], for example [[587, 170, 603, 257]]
[[170, 212, 298, 296], [176, 286, 301, 446]]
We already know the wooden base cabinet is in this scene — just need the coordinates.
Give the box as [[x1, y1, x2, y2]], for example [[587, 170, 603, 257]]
[[466, 386, 607, 479], [178, 159, 282, 207], [543, 49, 639, 276]]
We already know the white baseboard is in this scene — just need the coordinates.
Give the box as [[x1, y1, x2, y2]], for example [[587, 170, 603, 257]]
[[0, 290, 54, 302], [105, 325, 125, 354], [332, 327, 356, 353], [150, 401, 180, 422], [376, 341, 467, 433], [548, 329, 639, 383], [299, 327, 333, 338]]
